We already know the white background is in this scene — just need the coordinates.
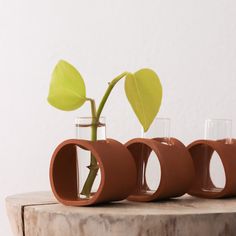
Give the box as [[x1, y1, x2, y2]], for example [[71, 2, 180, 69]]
[[1, 0, 236, 234]]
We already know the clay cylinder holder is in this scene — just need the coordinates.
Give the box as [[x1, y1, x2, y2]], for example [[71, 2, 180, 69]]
[[187, 139, 236, 198], [50, 138, 137, 206], [125, 137, 194, 202]]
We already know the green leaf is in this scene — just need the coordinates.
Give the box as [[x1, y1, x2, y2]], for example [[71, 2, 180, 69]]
[[47, 60, 86, 111], [125, 68, 162, 132]]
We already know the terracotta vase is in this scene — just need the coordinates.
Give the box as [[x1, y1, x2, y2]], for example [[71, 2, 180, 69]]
[[49, 139, 137, 206], [187, 139, 236, 198], [125, 137, 195, 201]]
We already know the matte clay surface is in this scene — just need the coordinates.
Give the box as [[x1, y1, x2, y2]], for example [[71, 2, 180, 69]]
[[50, 139, 137, 206], [188, 139, 236, 198], [125, 138, 194, 201]]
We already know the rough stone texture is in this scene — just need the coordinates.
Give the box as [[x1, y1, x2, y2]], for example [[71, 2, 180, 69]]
[[6, 192, 236, 236]]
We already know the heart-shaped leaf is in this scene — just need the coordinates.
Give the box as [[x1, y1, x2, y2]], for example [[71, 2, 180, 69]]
[[125, 68, 162, 132], [48, 60, 86, 111]]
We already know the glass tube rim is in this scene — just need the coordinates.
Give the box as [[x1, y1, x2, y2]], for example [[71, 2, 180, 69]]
[[205, 118, 232, 123], [204, 118, 232, 143], [75, 116, 106, 125], [142, 117, 171, 140]]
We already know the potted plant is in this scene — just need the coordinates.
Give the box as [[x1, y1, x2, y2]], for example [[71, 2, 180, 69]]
[[48, 60, 162, 199]]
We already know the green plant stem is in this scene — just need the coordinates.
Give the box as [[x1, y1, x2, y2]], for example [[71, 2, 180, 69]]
[[81, 98, 98, 197], [80, 72, 128, 197], [87, 98, 97, 118], [96, 71, 128, 120]]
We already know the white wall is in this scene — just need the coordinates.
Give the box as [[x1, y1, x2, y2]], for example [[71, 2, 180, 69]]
[[1, 0, 236, 234]]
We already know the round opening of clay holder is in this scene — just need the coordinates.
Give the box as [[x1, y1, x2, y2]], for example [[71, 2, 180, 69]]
[[50, 139, 106, 206], [125, 138, 164, 202], [187, 140, 236, 198], [190, 143, 225, 194]]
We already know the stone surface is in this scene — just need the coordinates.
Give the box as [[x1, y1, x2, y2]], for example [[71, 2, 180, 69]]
[[6, 192, 236, 236]]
